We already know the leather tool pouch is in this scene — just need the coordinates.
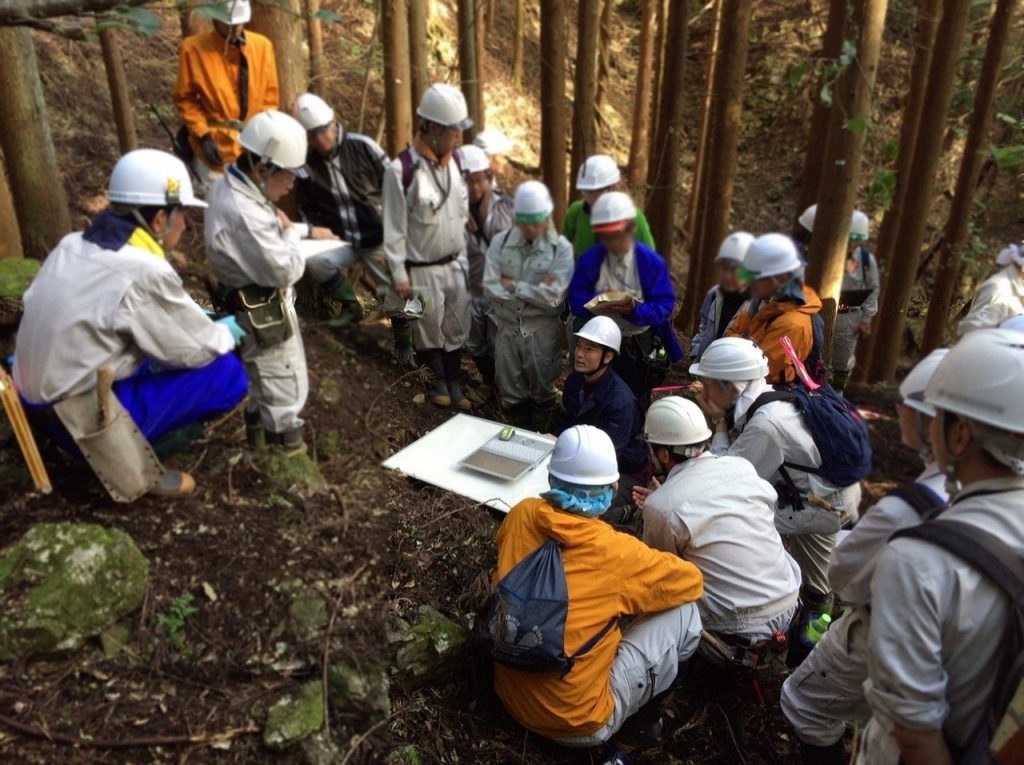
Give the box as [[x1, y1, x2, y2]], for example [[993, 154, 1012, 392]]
[[236, 286, 293, 349]]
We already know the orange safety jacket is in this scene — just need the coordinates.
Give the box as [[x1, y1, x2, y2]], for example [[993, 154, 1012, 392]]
[[173, 29, 279, 170], [726, 285, 822, 384], [493, 498, 703, 739]]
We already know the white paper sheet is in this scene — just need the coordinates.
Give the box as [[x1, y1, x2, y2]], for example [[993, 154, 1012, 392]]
[[297, 239, 351, 261]]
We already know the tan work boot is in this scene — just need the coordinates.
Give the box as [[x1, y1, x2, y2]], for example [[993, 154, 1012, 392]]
[[148, 469, 196, 499]]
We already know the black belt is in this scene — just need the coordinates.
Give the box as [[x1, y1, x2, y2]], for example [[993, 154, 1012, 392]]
[[406, 253, 459, 269], [837, 307, 855, 314]]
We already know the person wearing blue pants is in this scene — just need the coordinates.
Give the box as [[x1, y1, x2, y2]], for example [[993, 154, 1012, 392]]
[[14, 149, 247, 499]]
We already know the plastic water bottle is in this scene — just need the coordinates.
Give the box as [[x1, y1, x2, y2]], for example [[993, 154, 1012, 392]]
[[803, 613, 832, 646]]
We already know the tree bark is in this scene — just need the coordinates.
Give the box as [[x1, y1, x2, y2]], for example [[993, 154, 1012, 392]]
[[304, 0, 325, 94], [249, 0, 306, 111], [407, 0, 429, 109], [474, 0, 486, 130], [178, 0, 209, 39], [804, 0, 888, 363], [626, 0, 656, 188], [921, 0, 1017, 352], [0, 0, 149, 24], [571, 0, 600, 180], [868, 0, 972, 382], [681, 0, 750, 332], [0, 27, 70, 259], [540, 0, 568, 224], [382, 0, 412, 157], [457, 0, 481, 141], [512, 0, 524, 88], [0, 159, 24, 260], [852, 0, 938, 381], [595, 0, 614, 117], [98, 27, 136, 154], [644, 0, 692, 269], [794, 0, 847, 221]]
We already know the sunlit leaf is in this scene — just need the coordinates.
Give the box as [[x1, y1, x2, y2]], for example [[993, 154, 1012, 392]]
[[315, 9, 345, 22]]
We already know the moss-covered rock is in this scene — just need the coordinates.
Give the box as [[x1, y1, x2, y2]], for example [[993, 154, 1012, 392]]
[[387, 745, 423, 765], [0, 257, 40, 326], [289, 588, 328, 637], [328, 659, 391, 719], [255, 450, 327, 496], [392, 605, 469, 688], [263, 680, 325, 750], [0, 522, 149, 660]]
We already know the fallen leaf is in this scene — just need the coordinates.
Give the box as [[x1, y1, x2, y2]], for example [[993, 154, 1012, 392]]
[[202, 581, 218, 603]]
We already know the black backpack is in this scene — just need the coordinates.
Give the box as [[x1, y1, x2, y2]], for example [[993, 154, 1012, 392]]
[[886, 481, 947, 521], [892, 519, 1024, 763]]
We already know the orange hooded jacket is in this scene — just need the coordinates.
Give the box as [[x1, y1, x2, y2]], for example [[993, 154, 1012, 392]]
[[173, 29, 279, 170], [493, 498, 703, 739], [725, 285, 822, 384]]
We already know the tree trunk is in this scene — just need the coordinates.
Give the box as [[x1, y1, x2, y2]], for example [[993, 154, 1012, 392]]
[[804, 0, 888, 363], [0, 160, 24, 260], [571, 0, 600, 180], [304, 0, 325, 94], [408, 0, 429, 109], [868, 0, 972, 382], [474, 0, 486, 130], [921, 0, 1016, 353], [644, 0, 692, 269], [512, 0, 524, 88], [382, 0, 412, 157], [98, 27, 136, 154], [0, 27, 70, 260], [249, 0, 306, 111], [457, 0, 481, 141], [540, 0, 568, 224], [626, 0, 656, 188], [681, 0, 751, 332], [852, 0, 938, 381], [595, 0, 614, 118], [178, 0, 209, 38], [794, 0, 847, 221]]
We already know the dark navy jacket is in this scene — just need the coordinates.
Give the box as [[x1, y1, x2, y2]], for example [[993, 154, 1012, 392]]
[[557, 368, 649, 475], [568, 240, 684, 361]]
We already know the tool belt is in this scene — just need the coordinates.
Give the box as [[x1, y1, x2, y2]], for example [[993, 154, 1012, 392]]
[[406, 252, 459, 269], [701, 629, 789, 669], [223, 285, 294, 349]]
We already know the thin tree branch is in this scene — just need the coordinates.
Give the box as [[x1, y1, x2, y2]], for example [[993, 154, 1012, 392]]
[[0, 0, 150, 25]]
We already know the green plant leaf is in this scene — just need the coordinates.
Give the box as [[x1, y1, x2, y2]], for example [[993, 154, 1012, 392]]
[[193, 2, 232, 23], [995, 112, 1019, 127], [991, 144, 1024, 169], [787, 61, 807, 90], [315, 9, 344, 22], [819, 83, 832, 108], [121, 6, 162, 37], [844, 116, 868, 133], [838, 39, 857, 67], [881, 139, 899, 162]]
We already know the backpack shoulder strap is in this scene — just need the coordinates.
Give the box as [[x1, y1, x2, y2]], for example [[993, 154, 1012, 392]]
[[560, 616, 618, 678], [860, 247, 872, 284], [887, 482, 947, 521], [744, 389, 797, 424], [398, 148, 415, 193]]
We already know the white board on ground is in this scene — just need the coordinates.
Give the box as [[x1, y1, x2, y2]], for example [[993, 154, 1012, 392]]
[[297, 239, 352, 261], [382, 413, 555, 514]]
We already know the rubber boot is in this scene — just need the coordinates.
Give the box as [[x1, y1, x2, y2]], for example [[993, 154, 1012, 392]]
[[421, 349, 451, 407], [786, 588, 834, 668], [472, 353, 496, 400], [830, 369, 851, 394], [800, 740, 847, 765], [279, 426, 307, 456], [245, 408, 266, 449], [148, 469, 196, 499], [530, 400, 556, 433], [391, 318, 417, 369], [325, 278, 363, 328], [443, 349, 472, 411]]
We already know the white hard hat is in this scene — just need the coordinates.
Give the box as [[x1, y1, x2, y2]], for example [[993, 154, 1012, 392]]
[[294, 93, 334, 131], [239, 110, 309, 176], [899, 349, 949, 417], [741, 233, 803, 279], [799, 204, 817, 232], [108, 149, 206, 209], [1000, 315, 1024, 332], [457, 144, 491, 175], [575, 315, 621, 353], [716, 232, 755, 264], [548, 425, 619, 486], [223, 0, 251, 24], [925, 329, 1024, 435], [850, 210, 870, 242], [417, 84, 473, 130], [576, 154, 620, 191], [643, 396, 712, 450], [590, 191, 637, 233], [689, 337, 770, 381], [473, 128, 514, 156], [513, 180, 553, 223]]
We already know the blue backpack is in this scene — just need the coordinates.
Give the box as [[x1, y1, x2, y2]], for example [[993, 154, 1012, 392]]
[[484, 539, 616, 676], [746, 383, 873, 502]]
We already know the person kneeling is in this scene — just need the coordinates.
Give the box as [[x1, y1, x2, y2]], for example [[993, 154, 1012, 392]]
[[490, 425, 703, 760]]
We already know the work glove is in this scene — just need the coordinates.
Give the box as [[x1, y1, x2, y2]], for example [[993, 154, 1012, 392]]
[[216, 315, 247, 345], [200, 134, 223, 167]]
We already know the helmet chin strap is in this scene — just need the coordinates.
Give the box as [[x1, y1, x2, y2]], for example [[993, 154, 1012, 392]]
[[914, 411, 933, 465], [130, 207, 176, 248]]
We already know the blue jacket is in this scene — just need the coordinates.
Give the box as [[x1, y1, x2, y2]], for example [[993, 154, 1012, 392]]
[[557, 368, 649, 475], [568, 241, 683, 361]]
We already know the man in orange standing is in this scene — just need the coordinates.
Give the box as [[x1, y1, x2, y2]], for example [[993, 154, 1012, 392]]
[[174, 0, 279, 190]]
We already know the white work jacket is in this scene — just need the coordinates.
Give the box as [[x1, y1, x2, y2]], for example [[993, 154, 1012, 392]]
[[957, 264, 1024, 335], [14, 231, 233, 404], [483, 223, 574, 329], [642, 453, 801, 634]]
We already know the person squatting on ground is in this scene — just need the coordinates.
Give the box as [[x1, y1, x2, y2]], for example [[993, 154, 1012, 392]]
[[14, 149, 247, 499], [690, 338, 861, 638], [459, 143, 514, 397], [382, 84, 473, 408], [690, 232, 754, 362], [726, 233, 822, 385], [568, 192, 682, 409], [174, 0, 278, 190], [858, 329, 1024, 763], [957, 240, 1024, 335], [483, 181, 573, 431], [205, 110, 330, 454], [492, 425, 703, 759], [780, 349, 950, 765], [830, 210, 880, 393]]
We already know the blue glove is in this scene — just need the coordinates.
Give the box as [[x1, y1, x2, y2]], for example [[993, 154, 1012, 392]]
[[216, 315, 246, 344]]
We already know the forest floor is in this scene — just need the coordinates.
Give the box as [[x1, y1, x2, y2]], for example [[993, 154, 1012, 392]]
[[0, 0, 1019, 762]]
